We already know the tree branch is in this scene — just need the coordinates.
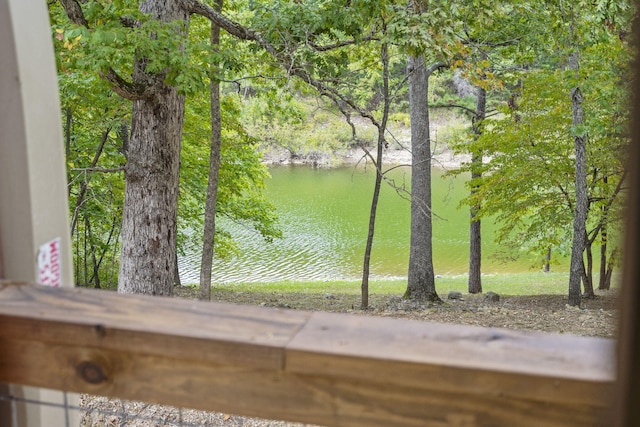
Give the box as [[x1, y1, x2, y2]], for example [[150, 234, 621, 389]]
[[58, 0, 88, 27], [425, 61, 448, 77], [307, 34, 379, 51], [181, 0, 385, 130], [432, 103, 478, 116], [70, 128, 113, 235], [98, 68, 152, 101], [56, 1, 152, 101], [586, 169, 628, 244], [71, 166, 126, 173], [179, 0, 278, 56]]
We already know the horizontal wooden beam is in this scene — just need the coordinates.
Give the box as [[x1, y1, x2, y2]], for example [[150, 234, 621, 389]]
[[0, 282, 615, 426]]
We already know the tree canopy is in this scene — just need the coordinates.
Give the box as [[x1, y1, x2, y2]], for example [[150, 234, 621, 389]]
[[51, 0, 634, 304]]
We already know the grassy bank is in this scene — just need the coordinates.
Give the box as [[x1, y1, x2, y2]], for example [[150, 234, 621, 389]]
[[197, 272, 608, 297]]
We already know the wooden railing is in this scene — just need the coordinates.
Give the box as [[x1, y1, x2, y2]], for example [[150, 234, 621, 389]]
[[0, 281, 614, 427]]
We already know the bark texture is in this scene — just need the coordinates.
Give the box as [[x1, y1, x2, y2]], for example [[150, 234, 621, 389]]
[[405, 56, 440, 302], [118, 0, 188, 296], [199, 2, 223, 301], [567, 72, 588, 306], [468, 86, 486, 294]]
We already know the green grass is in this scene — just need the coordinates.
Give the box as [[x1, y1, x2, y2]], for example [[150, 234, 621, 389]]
[[205, 272, 605, 297]]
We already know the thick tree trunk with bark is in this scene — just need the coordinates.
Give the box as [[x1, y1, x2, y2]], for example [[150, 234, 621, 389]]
[[200, 3, 223, 301], [118, 0, 188, 296], [567, 50, 588, 306], [405, 56, 440, 302], [468, 86, 486, 294], [118, 90, 185, 295]]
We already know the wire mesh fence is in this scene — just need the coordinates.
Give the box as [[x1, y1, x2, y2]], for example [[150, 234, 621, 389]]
[[0, 384, 318, 427]]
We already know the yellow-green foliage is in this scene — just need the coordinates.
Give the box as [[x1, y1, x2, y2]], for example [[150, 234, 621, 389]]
[[242, 95, 357, 155]]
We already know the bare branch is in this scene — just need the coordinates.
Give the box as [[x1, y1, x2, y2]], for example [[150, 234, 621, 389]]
[[179, 0, 278, 56], [308, 34, 379, 51], [425, 61, 448, 77], [71, 166, 126, 173], [432, 102, 478, 116]]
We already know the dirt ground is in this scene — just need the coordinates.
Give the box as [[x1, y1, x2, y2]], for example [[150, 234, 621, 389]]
[[190, 286, 619, 338], [81, 287, 618, 426]]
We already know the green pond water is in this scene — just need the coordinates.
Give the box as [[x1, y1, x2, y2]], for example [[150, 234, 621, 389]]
[[178, 165, 569, 284]]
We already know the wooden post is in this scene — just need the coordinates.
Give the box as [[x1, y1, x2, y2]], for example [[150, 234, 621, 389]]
[[0, 0, 76, 425], [614, 16, 640, 425]]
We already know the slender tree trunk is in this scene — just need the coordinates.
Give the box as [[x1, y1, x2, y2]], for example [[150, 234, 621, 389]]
[[85, 215, 101, 289], [70, 128, 111, 235], [174, 254, 182, 287], [118, 0, 188, 296], [65, 107, 72, 159], [544, 247, 551, 272], [83, 214, 88, 285], [567, 52, 588, 307], [199, 0, 224, 301], [599, 183, 608, 290], [599, 233, 607, 289], [361, 152, 383, 310], [583, 235, 595, 298], [89, 215, 118, 287], [405, 57, 442, 302], [468, 85, 486, 294], [65, 107, 72, 196], [603, 248, 617, 290], [361, 41, 390, 310]]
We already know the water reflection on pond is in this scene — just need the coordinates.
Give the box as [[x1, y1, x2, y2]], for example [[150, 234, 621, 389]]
[[178, 165, 566, 284]]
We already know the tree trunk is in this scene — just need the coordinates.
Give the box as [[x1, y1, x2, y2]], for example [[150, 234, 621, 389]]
[[199, 1, 224, 301], [599, 196, 608, 290], [405, 56, 441, 302], [89, 215, 118, 287], [65, 107, 72, 195], [360, 152, 383, 310], [544, 247, 551, 272], [468, 85, 486, 294], [118, 92, 185, 295], [361, 41, 390, 310], [118, 0, 188, 296], [70, 128, 110, 235], [583, 234, 595, 298], [85, 215, 101, 289], [174, 254, 182, 287], [567, 52, 588, 307], [603, 248, 617, 290]]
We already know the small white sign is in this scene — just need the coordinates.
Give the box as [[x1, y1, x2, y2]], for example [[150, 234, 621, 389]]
[[37, 237, 62, 287]]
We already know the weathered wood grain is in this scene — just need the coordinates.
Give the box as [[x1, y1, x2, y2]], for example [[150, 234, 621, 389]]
[[0, 281, 310, 369], [287, 311, 614, 426], [0, 282, 615, 426]]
